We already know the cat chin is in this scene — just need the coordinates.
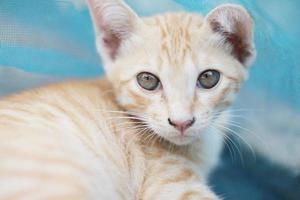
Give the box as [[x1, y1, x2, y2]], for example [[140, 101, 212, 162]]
[[166, 135, 198, 146]]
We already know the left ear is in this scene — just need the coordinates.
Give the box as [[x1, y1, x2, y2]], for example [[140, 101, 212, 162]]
[[87, 0, 141, 67], [205, 4, 255, 66]]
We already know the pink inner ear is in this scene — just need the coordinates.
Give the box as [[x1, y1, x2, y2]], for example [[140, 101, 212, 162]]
[[103, 32, 121, 60], [207, 5, 254, 65], [87, 0, 137, 60], [211, 20, 252, 64]]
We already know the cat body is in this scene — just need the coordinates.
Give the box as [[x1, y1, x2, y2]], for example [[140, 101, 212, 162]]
[[0, 0, 255, 199], [0, 79, 220, 199]]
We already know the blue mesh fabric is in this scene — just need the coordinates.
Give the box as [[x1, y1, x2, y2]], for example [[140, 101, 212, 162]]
[[0, 1, 299, 199]]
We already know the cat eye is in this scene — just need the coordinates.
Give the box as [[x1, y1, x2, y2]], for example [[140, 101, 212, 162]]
[[197, 70, 220, 89], [137, 72, 160, 91]]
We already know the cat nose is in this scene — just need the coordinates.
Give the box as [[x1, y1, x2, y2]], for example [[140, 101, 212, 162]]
[[168, 117, 196, 134]]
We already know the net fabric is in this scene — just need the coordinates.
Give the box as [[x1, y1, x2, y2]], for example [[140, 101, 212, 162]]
[[0, 0, 299, 199]]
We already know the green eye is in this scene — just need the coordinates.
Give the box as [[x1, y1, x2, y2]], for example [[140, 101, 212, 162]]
[[197, 70, 220, 89], [137, 72, 160, 91]]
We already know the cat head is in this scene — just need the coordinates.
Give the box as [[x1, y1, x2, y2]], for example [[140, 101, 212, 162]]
[[87, 0, 255, 145]]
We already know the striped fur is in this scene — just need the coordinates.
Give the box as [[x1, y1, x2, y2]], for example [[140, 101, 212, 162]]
[[0, 1, 255, 199], [0, 80, 219, 199]]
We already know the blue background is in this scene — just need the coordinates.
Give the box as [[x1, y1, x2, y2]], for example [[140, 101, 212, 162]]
[[0, 0, 299, 110], [0, 0, 299, 199]]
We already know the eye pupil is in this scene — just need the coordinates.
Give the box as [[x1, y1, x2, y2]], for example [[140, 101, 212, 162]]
[[197, 70, 220, 89], [137, 72, 160, 91]]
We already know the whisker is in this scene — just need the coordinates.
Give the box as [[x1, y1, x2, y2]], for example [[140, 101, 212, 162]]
[[215, 123, 256, 162], [127, 127, 151, 148], [104, 116, 148, 122], [225, 120, 270, 155], [211, 126, 237, 162]]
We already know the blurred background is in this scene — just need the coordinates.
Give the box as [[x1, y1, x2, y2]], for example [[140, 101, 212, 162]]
[[0, 0, 299, 199]]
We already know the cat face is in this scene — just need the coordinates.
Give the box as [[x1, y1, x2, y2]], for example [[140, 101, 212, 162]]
[[87, 0, 255, 145]]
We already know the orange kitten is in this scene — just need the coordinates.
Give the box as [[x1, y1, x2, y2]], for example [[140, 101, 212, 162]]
[[0, 0, 255, 199]]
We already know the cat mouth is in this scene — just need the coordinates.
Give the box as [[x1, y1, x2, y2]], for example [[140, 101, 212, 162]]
[[167, 135, 197, 145]]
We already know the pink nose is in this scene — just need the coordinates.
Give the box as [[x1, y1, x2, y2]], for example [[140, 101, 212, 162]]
[[168, 118, 196, 134]]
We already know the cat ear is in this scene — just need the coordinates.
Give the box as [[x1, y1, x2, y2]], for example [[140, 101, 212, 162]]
[[87, 0, 140, 64], [205, 4, 255, 66]]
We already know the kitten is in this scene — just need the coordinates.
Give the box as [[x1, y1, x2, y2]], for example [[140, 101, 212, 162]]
[[0, 0, 255, 199]]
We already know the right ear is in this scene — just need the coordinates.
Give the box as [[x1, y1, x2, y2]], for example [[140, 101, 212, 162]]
[[205, 4, 255, 66], [87, 0, 140, 65]]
